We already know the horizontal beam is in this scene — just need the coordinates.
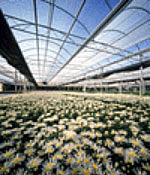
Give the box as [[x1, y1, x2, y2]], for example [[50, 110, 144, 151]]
[[60, 59, 150, 85], [5, 14, 86, 40], [69, 48, 150, 80]]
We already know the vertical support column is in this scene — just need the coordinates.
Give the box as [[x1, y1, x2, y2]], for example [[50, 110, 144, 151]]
[[119, 81, 122, 94], [94, 82, 97, 92], [100, 69, 104, 94], [28, 82, 31, 92], [83, 76, 87, 93], [127, 82, 130, 92], [105, 85, 108, 93], [19, 73, 22, 92], [15, 69, 17, 92], [100, 81, 103, 93], [141, 66, 145, 95], [139, 66, 145, 96], [26, 81, 28, 92], [24, 76, 27, 92], [139, 81, 141, 96], [83, 85, 86, 93], [139, 55, 145, 96]]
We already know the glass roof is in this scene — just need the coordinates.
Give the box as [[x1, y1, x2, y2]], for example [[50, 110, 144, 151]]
[[0, 0, 150, 86]]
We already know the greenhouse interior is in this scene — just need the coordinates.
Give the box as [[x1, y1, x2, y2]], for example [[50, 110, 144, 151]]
[[0, 0, 150, 174]]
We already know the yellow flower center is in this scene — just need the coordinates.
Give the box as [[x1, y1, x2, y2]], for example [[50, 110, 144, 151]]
[[77, 151, 83, 156], [58, 170, 64, 175], [31, 160, 38, 168], [82, 169, 91, 175], [0, 165, 7, 173], [103, 158, 108, 163], [73, 168, 78, 175], [114, 148, 124, 155], [56, 142, 62, 148], [45, 163, 54, 172], [77, 144, 82, 148], [4, 151, 12, 158], [26, 143, 32, 148], [66, 157, 71, 163], [96, 154, 101, 159], [140, 148, 146, 154], [125, 159, 133, 165], [142, 136, 148, 142], [12, 157, 21, 164], [57, 154, 63, 160], [76, 158, 82, 164], [84, 158, 89, 164], [105, 139, 112, 146], [92, 163, 98, 169], [26, 149, 33, 155], [47, 141, 53, 146], [132, 140, 140, 146], [128, 151, 137, 158], [46, 147, 53, 153], [144, 166, 150, 171]]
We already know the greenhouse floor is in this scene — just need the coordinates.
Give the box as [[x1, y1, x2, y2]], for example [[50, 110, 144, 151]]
[[0, 91, 150, 175], [0, 93, 16, 97]]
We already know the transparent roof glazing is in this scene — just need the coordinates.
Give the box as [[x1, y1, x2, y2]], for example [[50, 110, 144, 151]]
[[0, 0, 150, 86]]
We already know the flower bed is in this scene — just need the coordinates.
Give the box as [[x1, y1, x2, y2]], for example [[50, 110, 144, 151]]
[[0, 92, 150, 175]]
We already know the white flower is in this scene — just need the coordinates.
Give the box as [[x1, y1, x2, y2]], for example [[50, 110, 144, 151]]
[[3, 149, 15, 159], [63, 130, 77, 140], [27, 157, 42, 171], [114, 135, 126, 143], [114, 147, 124, 156], [11, 154, 25, 166]]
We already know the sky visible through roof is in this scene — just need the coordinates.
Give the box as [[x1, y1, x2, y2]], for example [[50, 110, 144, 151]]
[[0, 0, 120, 83], [0, 0, 150, 86]]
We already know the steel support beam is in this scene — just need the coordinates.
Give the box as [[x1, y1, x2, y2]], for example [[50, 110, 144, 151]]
[[60, 59, 150, 86], [33, 0, 40, 79], [46, 0, 86, 82], [0, 9, 38, 87], [42, 0, 55, 80], [58, 48, 150, 84], [47, 0, 133, 83], [41, 0, 90, 35], [5, 14, 86, 40]]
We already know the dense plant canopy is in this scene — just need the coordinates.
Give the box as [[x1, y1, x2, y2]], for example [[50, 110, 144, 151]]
[[0, 92, 150, 175]]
